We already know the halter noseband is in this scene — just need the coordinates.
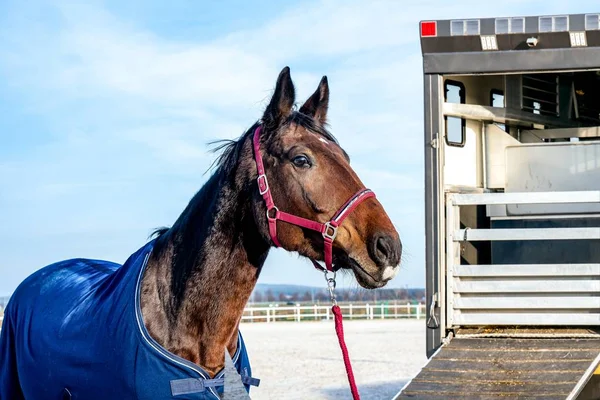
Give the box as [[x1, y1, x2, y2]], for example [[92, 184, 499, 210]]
[[252, 125, 375, 272]]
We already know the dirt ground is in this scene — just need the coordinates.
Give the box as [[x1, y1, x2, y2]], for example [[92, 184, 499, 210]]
[[239, 319, 427, 400]]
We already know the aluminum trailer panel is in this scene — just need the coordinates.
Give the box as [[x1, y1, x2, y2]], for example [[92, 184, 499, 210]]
[[420, 13, 600, 74]]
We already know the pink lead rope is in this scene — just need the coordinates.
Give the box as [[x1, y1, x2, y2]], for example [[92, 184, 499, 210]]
[[332, 304, 360, 400], [253, 125, 371, 400]]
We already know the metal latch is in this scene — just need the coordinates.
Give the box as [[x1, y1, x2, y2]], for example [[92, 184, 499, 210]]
[[430, 132, 439, 149], [441, 330, 454, 346], [427, 292, 440, 329]]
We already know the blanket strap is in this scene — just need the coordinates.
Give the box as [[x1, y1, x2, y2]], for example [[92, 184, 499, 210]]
[[171, 369, 260, 396], [170, 378, 223, 396], [241, 368, 261, 387]]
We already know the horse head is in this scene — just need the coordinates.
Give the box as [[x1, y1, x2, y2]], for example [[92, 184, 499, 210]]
[[252, 67, 402, 289]]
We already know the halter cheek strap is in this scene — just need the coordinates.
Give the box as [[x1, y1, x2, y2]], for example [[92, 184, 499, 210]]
[[252, 125, 375, 272]]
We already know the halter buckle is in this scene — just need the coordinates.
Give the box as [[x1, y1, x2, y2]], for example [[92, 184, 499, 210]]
[[257, 174, 269, 195], [322, 222, 338, 241]]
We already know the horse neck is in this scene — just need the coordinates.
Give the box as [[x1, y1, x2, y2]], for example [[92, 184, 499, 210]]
[[141, 149, 269, 376]]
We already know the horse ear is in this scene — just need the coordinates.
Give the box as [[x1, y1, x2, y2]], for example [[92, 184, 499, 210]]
[[299, 76, 329, 125], [263, 66, 295, 129]]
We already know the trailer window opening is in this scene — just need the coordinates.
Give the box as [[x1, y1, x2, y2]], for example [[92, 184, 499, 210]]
[[572, 71, 600, 125], [522, 74, 559, 117], [444, 80, 466, 146], [490, 89, 506, 132]]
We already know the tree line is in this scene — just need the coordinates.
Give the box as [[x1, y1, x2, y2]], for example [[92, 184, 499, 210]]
[[249, 287, 425, 304]]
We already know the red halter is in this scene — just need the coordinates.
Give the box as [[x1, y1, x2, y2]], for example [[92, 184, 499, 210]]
[[252, 125, 375, 272]]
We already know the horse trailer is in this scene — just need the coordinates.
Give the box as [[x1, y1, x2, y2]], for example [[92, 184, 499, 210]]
[[395, 13, 600, 400]]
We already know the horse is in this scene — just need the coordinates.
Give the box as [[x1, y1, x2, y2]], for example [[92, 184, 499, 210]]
[[0, 66, 402, 399]]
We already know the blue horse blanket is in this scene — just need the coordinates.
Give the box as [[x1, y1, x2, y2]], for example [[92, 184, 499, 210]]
[[0, 239, 256, 399]]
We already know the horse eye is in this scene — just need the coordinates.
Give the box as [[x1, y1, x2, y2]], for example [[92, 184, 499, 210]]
[[292, 155, 311, 168]]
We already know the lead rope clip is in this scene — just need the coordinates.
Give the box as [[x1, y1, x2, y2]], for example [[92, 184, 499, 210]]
[[324, 270, 337, 306], [325, 270, 360, 400]]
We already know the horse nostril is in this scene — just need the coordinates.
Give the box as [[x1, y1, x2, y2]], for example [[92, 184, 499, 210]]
[[376, 237, 390, 260], [372, 234, 401, 266]]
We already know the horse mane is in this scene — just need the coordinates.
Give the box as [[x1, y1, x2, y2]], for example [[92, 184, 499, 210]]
[[148, 111, 346, 242], [149, 226, 170, 239], [208, 112, 345, 178]]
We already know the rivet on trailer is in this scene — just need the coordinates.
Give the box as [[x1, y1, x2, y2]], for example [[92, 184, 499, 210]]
[[395, 12, 600, 400]]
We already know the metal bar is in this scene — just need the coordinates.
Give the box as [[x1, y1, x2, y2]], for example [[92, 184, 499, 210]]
[[520, 127, 600, 139], [454, 296, 600, 309], [454, 279, 600, 293], [491, 213, 600, 221], [425, 73, 445, 358], [567, 352, 600, 400], [455, 313, 600, 326], [505, 75, 522, 112], [523, 75, 559, 84], [423, 47, 600, 75], [523, 96, 558, 108], [451, 191, 600, 206], [522, 85, 559, 95], [454, 264, 600, 277], [481, 123, 487, 189], [522, 95, 558, 106], [446, 196, 460, 328], [455, 227, 600, 241], [443, 102, 578, 128], [521, 106, 558, 117]]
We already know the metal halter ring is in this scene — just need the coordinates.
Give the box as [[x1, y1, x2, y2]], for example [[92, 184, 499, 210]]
[[322, 222, 338, 241], [266, 206, 279, 221], [324, 269, 337, 285]]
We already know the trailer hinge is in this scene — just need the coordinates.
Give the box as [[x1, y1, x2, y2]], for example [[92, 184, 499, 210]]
[[441, 330, 454, 346], [426, 292, 440, 329], [430, 133, 439, 149]]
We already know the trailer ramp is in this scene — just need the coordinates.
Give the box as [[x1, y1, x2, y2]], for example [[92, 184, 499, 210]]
[[395, 336, 600, 400]]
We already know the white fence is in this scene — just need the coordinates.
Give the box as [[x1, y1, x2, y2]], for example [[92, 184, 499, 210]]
[[0, 303, 425, 330], [241, 303, 425, 323]]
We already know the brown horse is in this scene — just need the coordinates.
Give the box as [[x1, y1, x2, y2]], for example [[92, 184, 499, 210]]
[[0, 66, 402, 400], [140, 66, 402, 378]]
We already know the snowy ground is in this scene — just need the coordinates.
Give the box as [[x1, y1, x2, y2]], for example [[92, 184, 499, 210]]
[[240, 319, 427, 400]]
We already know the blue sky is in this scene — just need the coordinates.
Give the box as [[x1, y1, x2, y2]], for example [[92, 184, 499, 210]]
[[0, 0, 597, 296]]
